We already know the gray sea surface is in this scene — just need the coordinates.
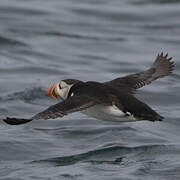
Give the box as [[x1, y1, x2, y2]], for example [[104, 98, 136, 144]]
[[0, 0, 180, 179]]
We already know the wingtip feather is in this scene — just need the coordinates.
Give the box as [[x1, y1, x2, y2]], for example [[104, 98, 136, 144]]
[[153, 52, 175, 77], [3, 117, 32, 125]]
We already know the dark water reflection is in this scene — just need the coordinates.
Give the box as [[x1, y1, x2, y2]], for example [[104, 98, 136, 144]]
[[0, 0, 180, 179]]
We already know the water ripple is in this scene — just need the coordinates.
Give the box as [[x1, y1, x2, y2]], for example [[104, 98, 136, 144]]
[[0, 36, 27, 46]]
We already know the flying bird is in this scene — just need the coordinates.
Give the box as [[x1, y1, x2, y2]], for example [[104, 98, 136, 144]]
[[3, 53, 174, 125]]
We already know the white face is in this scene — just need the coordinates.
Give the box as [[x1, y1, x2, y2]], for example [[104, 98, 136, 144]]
[[58, 81, 73, 100], [46, 80, 74, 100]]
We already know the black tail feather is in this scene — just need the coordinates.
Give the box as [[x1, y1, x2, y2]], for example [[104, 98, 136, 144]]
[[3, 117, 32, 125]]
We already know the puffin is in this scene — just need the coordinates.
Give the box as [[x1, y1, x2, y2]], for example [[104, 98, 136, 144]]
[[3, 53, 174, 125]]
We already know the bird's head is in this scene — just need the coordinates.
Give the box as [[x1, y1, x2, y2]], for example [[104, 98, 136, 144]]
[[46, 79, 82, 100]]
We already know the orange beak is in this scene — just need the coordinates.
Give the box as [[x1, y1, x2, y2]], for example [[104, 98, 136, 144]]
[[46, 83, 59, 98]]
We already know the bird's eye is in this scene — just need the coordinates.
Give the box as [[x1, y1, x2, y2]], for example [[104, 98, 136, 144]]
[[59, 83, 62, 89], [52, 89, 56, 97]]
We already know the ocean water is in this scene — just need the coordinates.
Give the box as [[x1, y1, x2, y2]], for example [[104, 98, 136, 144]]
[[0, 0, 180, 179]]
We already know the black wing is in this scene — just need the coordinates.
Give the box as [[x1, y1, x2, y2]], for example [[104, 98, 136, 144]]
[[106, 53, 174, 94], [114, 93, 164, 121], [3, 95, 98, 125]]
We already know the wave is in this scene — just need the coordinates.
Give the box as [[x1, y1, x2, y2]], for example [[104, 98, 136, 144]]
[[1, 87, 46, 103], [133, 0, 180, 5], [31, 144, 178, 167]]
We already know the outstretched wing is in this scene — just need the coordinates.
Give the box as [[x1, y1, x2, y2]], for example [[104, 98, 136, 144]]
[[106, 53, 174, 94], [3, 95, 98, 125]]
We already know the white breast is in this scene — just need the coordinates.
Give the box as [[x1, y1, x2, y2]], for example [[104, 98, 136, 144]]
[[82, 105, 136, 122]]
